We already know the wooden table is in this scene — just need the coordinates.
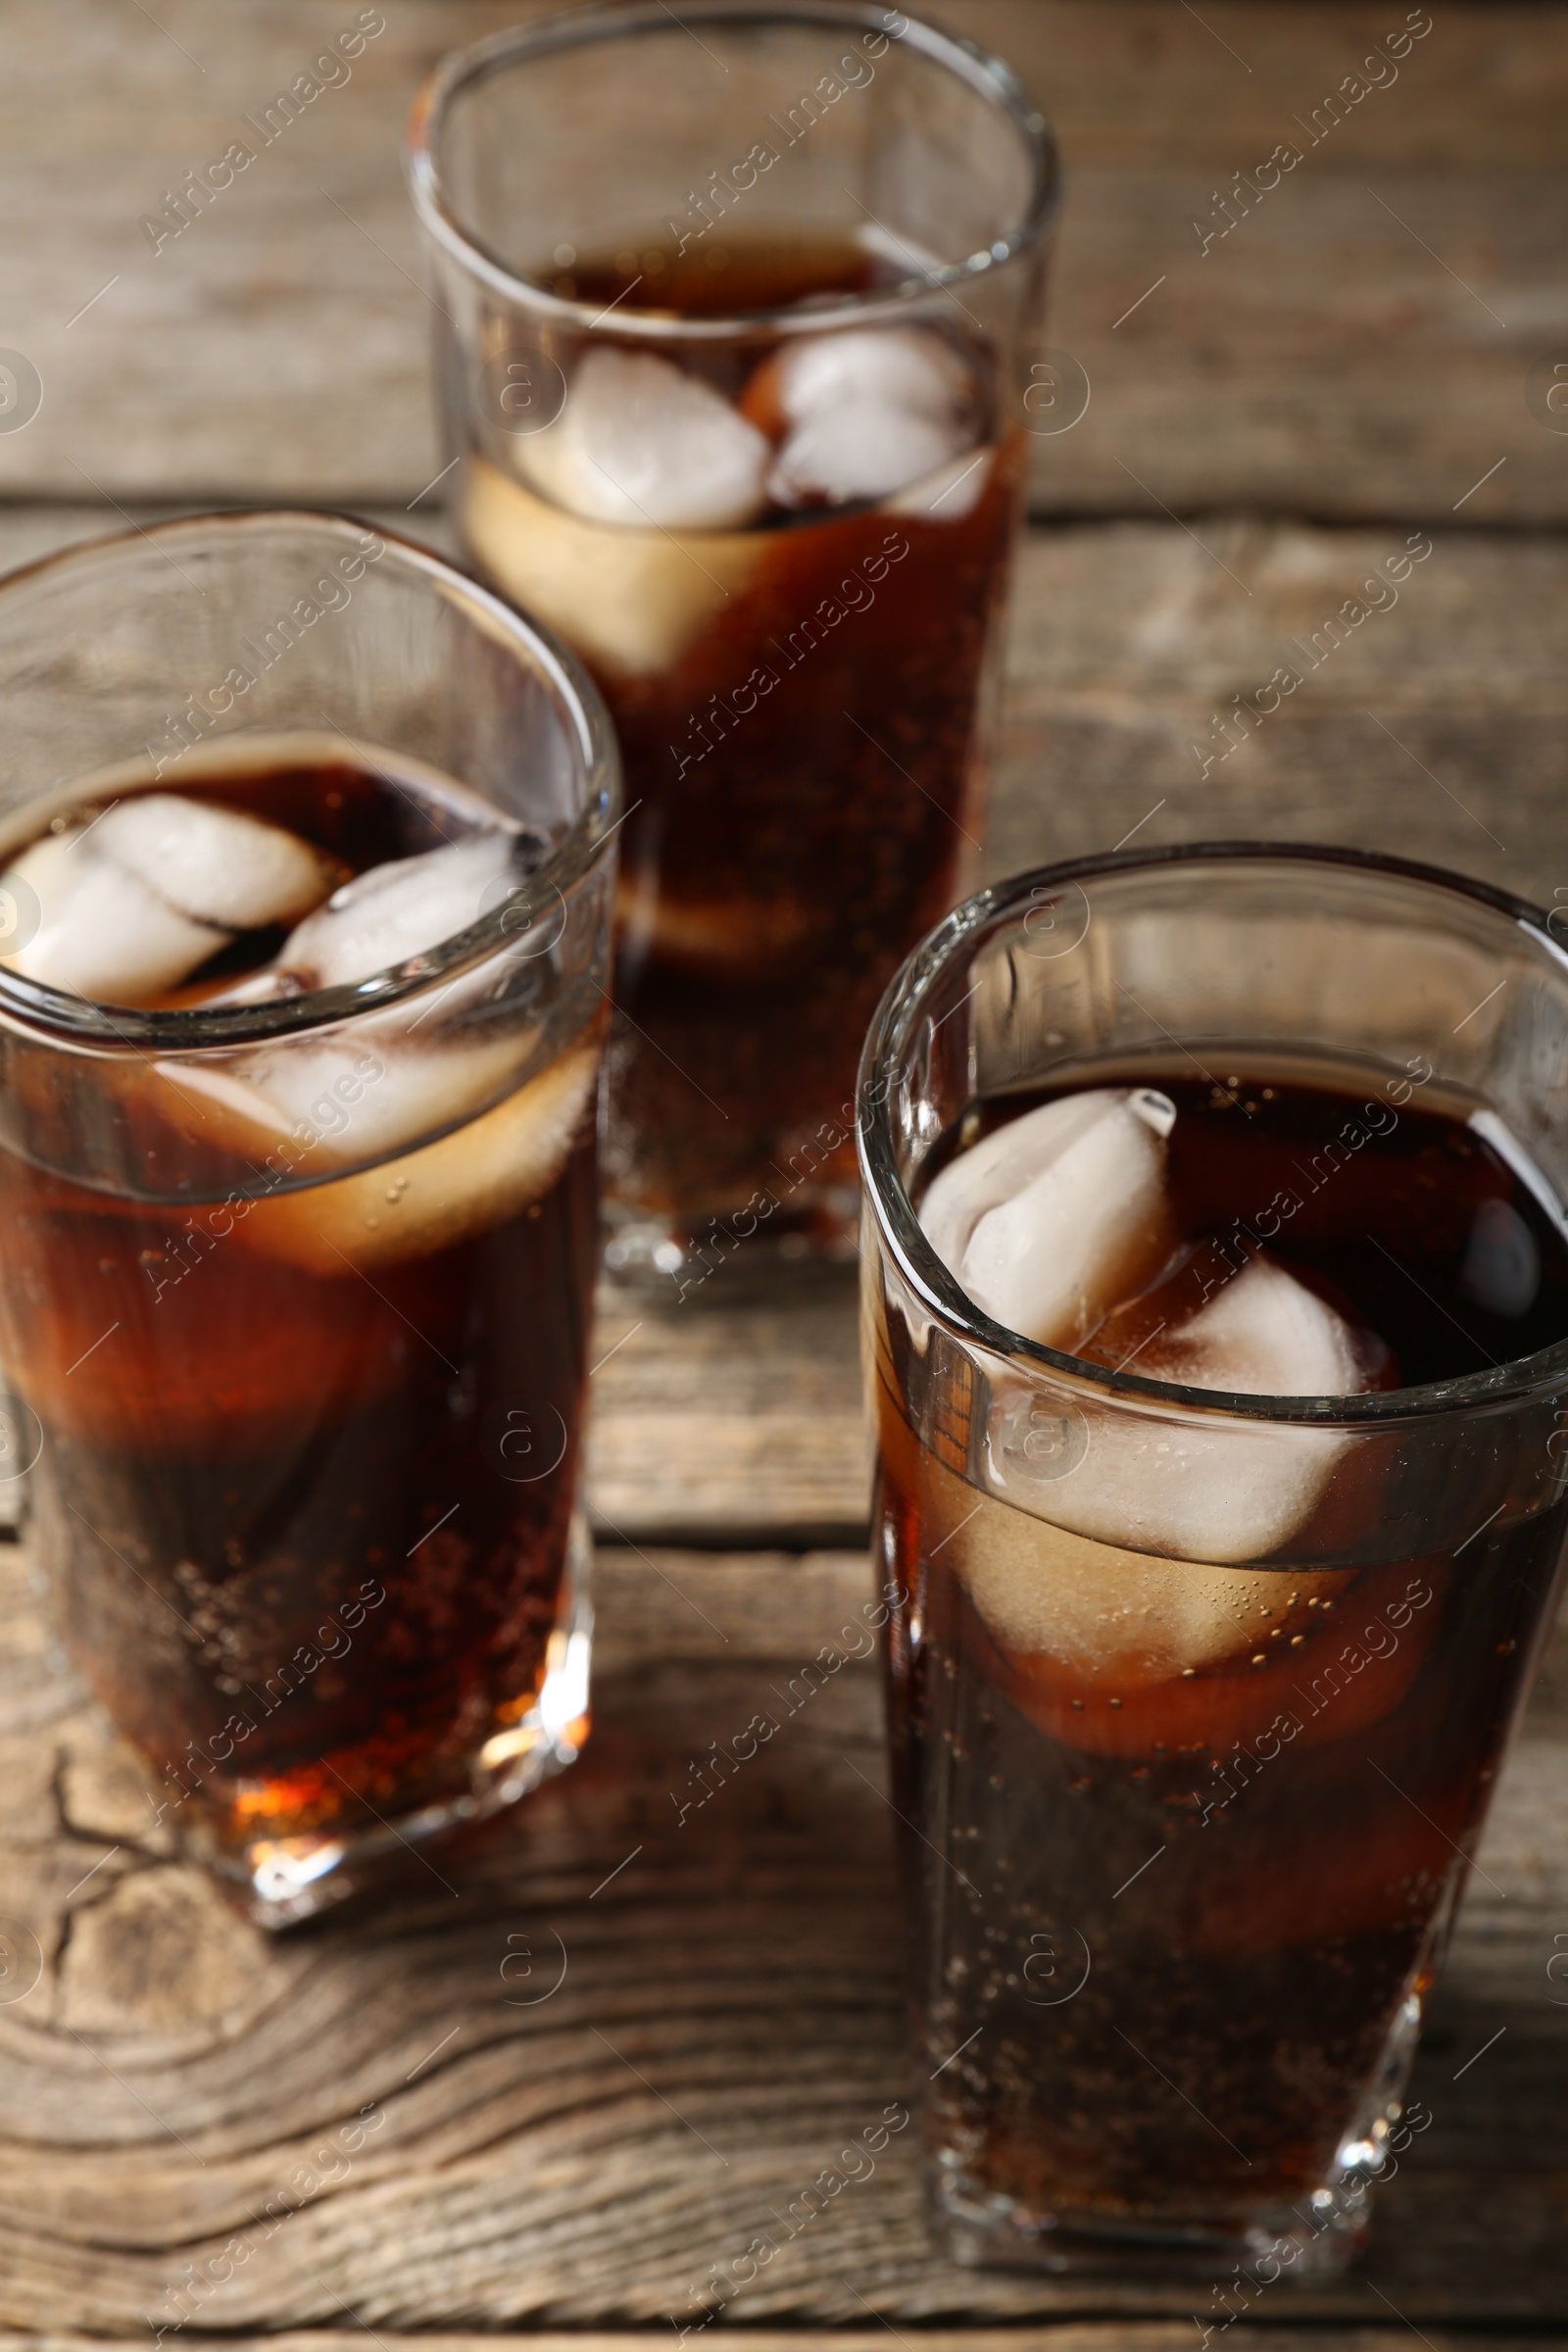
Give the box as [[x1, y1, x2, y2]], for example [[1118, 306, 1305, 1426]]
[[2, 4, 1566, 2346]]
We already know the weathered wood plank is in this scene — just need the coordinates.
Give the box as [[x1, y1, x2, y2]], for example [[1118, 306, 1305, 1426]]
[[6, 2336, 1567, 2352], [2, 2337, 1566, 2352], [1, 1540, 1566, 2330], [586, 1272, 868, 1545], [988, 513, 1568, 906], [0, 4, 1560, 518]]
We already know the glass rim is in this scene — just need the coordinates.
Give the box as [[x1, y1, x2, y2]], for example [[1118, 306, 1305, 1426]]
[[858, 840, 1568, 1431], [405, 0, 1059, 341], [0, 509, 622, 1054]]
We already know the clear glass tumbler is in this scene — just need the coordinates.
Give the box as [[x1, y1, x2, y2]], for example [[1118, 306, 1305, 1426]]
[[0, 514, 619, 1925], [407, 2, 1055, 1272], [858, 845, 1568, 2274]]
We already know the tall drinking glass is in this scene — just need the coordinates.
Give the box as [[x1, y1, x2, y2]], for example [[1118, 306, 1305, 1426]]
[[0, 514, 618, 1925], [407, 2, 1055, 1273], [858, 846, 1568, 2273]]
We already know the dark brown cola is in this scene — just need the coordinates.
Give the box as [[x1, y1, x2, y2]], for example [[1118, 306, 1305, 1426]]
[[0, 759, 600, 1883], [458, 232, 1024, 1254], [877, 1065, 1568, 2252]]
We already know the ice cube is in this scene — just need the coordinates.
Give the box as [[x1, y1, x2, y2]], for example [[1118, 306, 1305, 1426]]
[[293, 1036, 592, 1271], [950, 1483, 1349, 1687], [1, 796, 341, 1004], [768, 402, 970, 509], [517, 348, 769, 531], [160, 1018, 535, 1166], [885, 445, 993, 519], [920, 1096, 1377, 1575], [748, 325, 977, 507], [157, 827, 574, 1237], [1136, 1251, 1364, 1398], [264, 1034, 597, 1271], [920, 1089, 1179, 1352], [763, 325, 975, 429], [462, 455, 765, 677], [269, 830, 522, 993], [89, 794, 340, 929], [983, 1253, 1371, 1572], [875, 1366, 1357, 1752], [1458, 1196, 1541, 1318], [4, 827, 224, 1003], [160, 1033, 600, 1274]]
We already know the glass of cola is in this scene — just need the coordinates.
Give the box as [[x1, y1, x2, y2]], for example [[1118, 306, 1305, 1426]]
[[407, 2, 1057, 1275], [0, 513, 618, 1924], [858, 844, 1568, 2273]]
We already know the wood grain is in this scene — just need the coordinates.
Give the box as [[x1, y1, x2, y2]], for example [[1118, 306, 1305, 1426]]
[[1, 1537, 1566, 2328], [586, 1271, 868, 1545], [987, 513, 1568, 906], [0, 3, 1560, 519], [4, 2336, 1565, 2352]]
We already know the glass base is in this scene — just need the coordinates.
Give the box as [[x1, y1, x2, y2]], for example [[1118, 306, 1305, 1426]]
[[930, 2168, 1373, 2282], [929, 1988, 1423, 2281], [188, 1515, 593, 1930], [603, 1185, 858, 1290]]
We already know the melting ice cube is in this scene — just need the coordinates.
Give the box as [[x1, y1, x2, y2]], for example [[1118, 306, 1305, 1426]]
[[769, 325, 974, 427], [89, 794, 340, 929], [461, 455, 764, 678], [1135, 1252, 1365, 1399], [159, 1031, 599, 1273], [975, 1250, 1374, 1576], [870, 1374, 1355, 1706], [760, 325, 977, 507], [920, 1089, 1179, 1351], [2, 795, 339, 1004], [518, 348, 770, 531], [1015, 1252, 1372, 1567], [885, 446, 993, 519], [5, 830, 222, 1002], [161, 1021, 531, 1164], [769, 403, 970, 509], [951, 1486, 1350, 1687], [249, 1034, 600, 1273], [269, 829, 523, 993], [922, 1090, 1379, 1587], [940, 1256, 1377, 1689], [158, 825, 562, 1241]]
